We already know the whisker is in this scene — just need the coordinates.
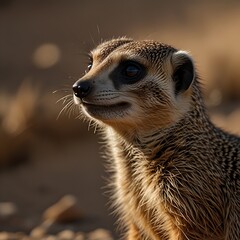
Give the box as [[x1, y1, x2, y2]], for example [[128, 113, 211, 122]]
[[66, 103, 74, 118], [61, 83, 73, 87], [96, 24, 102, 44], [68, 102, 79, 118], [88, 31, 96, 47], [88, 119, 93, 131], [75, 111, 84, 120], [88, 119, 98, 131], [79, 51, 92, 58], [96, 24, 100, 36], [57, 100, 74, 120], [53, 89, 71, 94], [94, 123, 98, 134], [56, 94, 72, 104], [62, 96, 73, 105]]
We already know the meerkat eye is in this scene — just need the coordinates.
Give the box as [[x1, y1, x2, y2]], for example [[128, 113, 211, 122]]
[[87, 62, 92, 71], [85, 55, 93, 73], [110, 60, 146, 85], [124, 63, 141, 78], [120, 61, 146, 84]]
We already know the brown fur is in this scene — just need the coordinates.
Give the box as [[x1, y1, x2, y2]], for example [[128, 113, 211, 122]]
[[73, 38, 240, 239]]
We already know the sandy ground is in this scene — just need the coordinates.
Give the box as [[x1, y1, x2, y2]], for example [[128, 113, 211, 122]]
[[0, 121, 117, 235]]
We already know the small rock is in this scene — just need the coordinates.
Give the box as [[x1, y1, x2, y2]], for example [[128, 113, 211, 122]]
[[87, 229, 113, 240], [21, 237, 33, 240], [57, 230, 75, 240], [30, 226, 46, 238], [74, 232, 85, 240], [0, 202, 17, 218], [0, 232, 23, 240], [0, 232, 12, 240], [43, 235, 59, 240], [43, 195, 82, 223]]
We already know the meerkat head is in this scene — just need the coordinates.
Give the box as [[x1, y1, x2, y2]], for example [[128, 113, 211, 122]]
[[73, 38, 195, 134]]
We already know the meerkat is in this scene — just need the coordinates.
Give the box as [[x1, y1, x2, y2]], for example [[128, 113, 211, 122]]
[[72, 37, 240, 240]]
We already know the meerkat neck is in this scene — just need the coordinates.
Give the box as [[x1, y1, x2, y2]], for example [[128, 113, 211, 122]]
[[108, 79, 210, 157]]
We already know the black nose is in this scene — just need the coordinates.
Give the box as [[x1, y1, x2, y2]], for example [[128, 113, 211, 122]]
[[72, 80, 92, 99]]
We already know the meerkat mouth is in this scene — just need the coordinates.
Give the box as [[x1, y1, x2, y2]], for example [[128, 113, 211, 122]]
[[82, 101, 131, 119]]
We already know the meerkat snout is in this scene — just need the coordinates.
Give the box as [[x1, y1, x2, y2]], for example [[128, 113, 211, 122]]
[[72, 79, 92, 99]]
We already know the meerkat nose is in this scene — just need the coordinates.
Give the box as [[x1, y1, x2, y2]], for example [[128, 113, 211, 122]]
[[72, 80, 92, 99]]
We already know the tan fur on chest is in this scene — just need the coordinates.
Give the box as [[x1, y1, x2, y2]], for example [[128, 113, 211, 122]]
[[111, 141, 182, 239], [116, 167, 181, 239]]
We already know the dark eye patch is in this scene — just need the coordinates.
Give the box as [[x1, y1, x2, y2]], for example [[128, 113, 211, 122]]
[[109, 60, 147, 88]]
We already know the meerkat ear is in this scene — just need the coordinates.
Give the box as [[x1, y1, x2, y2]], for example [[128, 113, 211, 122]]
[[171, 51, 195, 94]]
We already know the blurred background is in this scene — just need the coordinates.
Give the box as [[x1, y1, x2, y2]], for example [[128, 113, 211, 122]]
[[0, 0, 240, 239]]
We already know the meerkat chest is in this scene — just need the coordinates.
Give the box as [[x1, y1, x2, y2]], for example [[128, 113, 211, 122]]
[[112, 147, 181, 239]]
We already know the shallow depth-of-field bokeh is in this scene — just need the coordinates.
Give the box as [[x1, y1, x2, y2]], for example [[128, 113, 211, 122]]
[[0, 0, 240, 238]]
